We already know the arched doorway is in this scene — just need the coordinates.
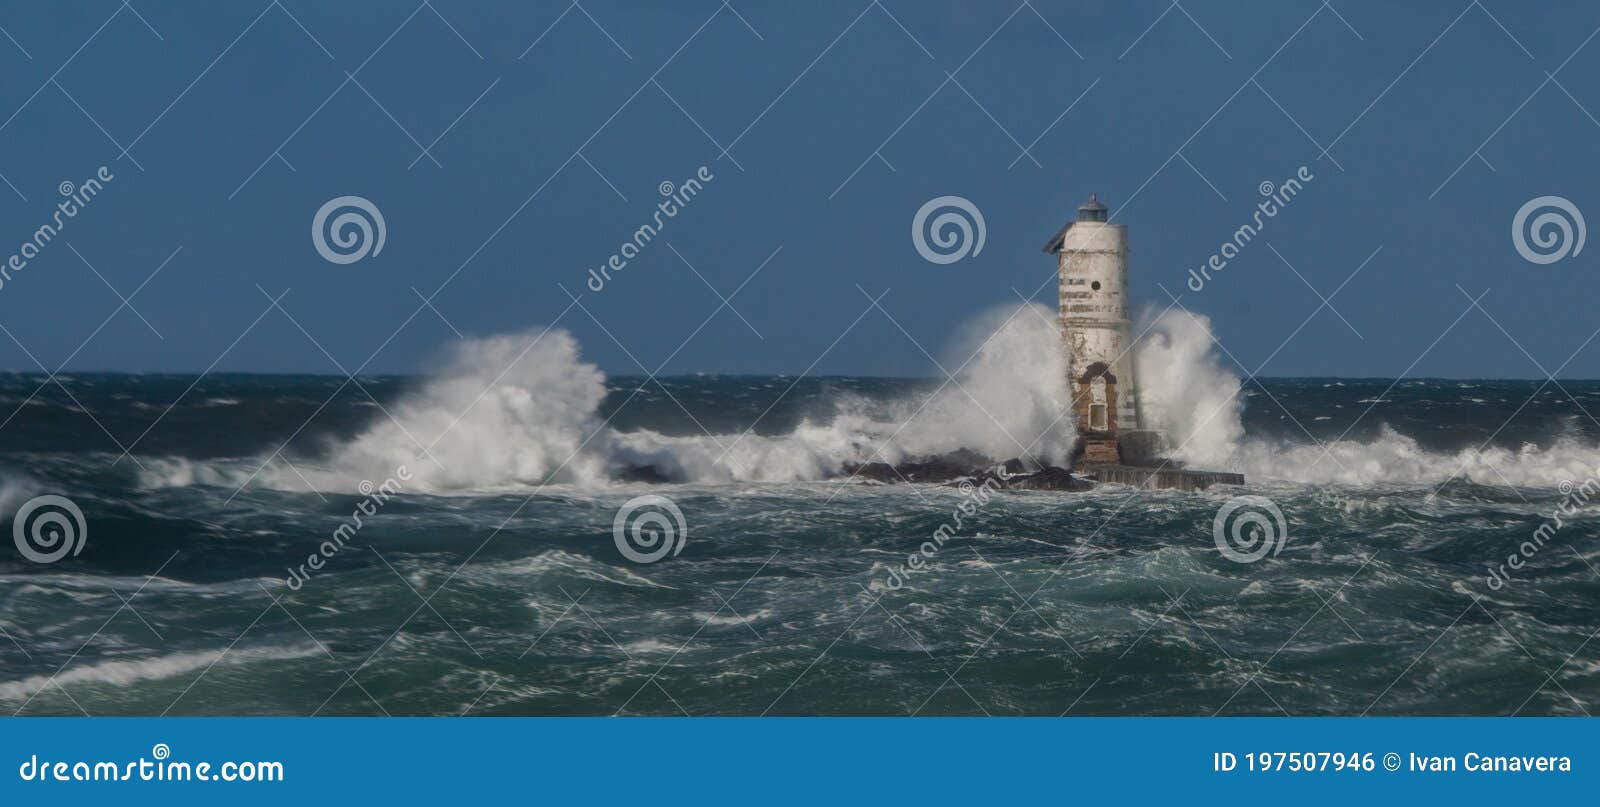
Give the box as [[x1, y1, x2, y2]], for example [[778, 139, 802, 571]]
[[1075, 363, 1118, 434]]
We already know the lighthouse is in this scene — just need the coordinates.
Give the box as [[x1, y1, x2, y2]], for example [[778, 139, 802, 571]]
[[1030, 193, 1241, 488], [1043, 194, 1151, 465]]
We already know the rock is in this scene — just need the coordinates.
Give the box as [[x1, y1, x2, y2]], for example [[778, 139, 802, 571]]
[[623, 449, 1097, 492], [617, 464, 673, 483], [844, 451, 1096, 492], [843, 448, 992, 484], [997, 465, 1095, 491], [844, 462, 904, 483]]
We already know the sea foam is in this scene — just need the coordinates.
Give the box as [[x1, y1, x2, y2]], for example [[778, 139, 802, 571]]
[[274, 303, 1078, 491], [1132, 307, 1600, 487], [139, 301, 1600, 494]]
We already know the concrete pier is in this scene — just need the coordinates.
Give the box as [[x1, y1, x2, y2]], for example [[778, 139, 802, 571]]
[[1075, 463, 1244, 492]]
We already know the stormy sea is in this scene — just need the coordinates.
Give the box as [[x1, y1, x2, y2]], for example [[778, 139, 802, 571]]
[[1, 305, 1597, 716]]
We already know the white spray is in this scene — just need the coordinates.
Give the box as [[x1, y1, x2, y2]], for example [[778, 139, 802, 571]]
[[215, 303, 1075, 492], [1132, 307, 1600, 486], [149, 299, 1600, 494], [603, 302, 1077, 482], [877, 302, 1076, 467], [1133, 308, 1243, 467], [329, 330, 611, 490]]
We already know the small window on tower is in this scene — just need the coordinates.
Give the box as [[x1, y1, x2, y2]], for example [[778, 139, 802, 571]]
[[1091, 281, 1102, 291]]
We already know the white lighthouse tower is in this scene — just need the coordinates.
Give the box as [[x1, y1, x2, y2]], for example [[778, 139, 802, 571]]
[[1043, 194, 1147, 464]]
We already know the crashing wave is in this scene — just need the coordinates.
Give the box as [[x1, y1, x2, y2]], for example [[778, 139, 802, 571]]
[[133, 303, 1600, 495]]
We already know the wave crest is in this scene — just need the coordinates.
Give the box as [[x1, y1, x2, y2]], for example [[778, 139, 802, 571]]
[[185, 304, 1072, 493]]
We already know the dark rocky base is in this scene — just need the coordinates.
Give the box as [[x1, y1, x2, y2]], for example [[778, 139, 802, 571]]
[[623, 450, 1240, 492], [991, 464, 1096, 492], [842, 451, 1242, 492], [843, 448, 993, 484], [842, 450, 1094, 492]]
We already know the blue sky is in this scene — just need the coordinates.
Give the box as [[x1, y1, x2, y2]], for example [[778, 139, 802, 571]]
[[0, 1, 1597, 377]]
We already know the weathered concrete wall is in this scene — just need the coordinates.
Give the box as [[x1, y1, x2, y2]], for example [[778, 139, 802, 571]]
[[1117, 429, 1166, 466], [1059, 221, 1140, 431], [1077, 463, 1244, 491]]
